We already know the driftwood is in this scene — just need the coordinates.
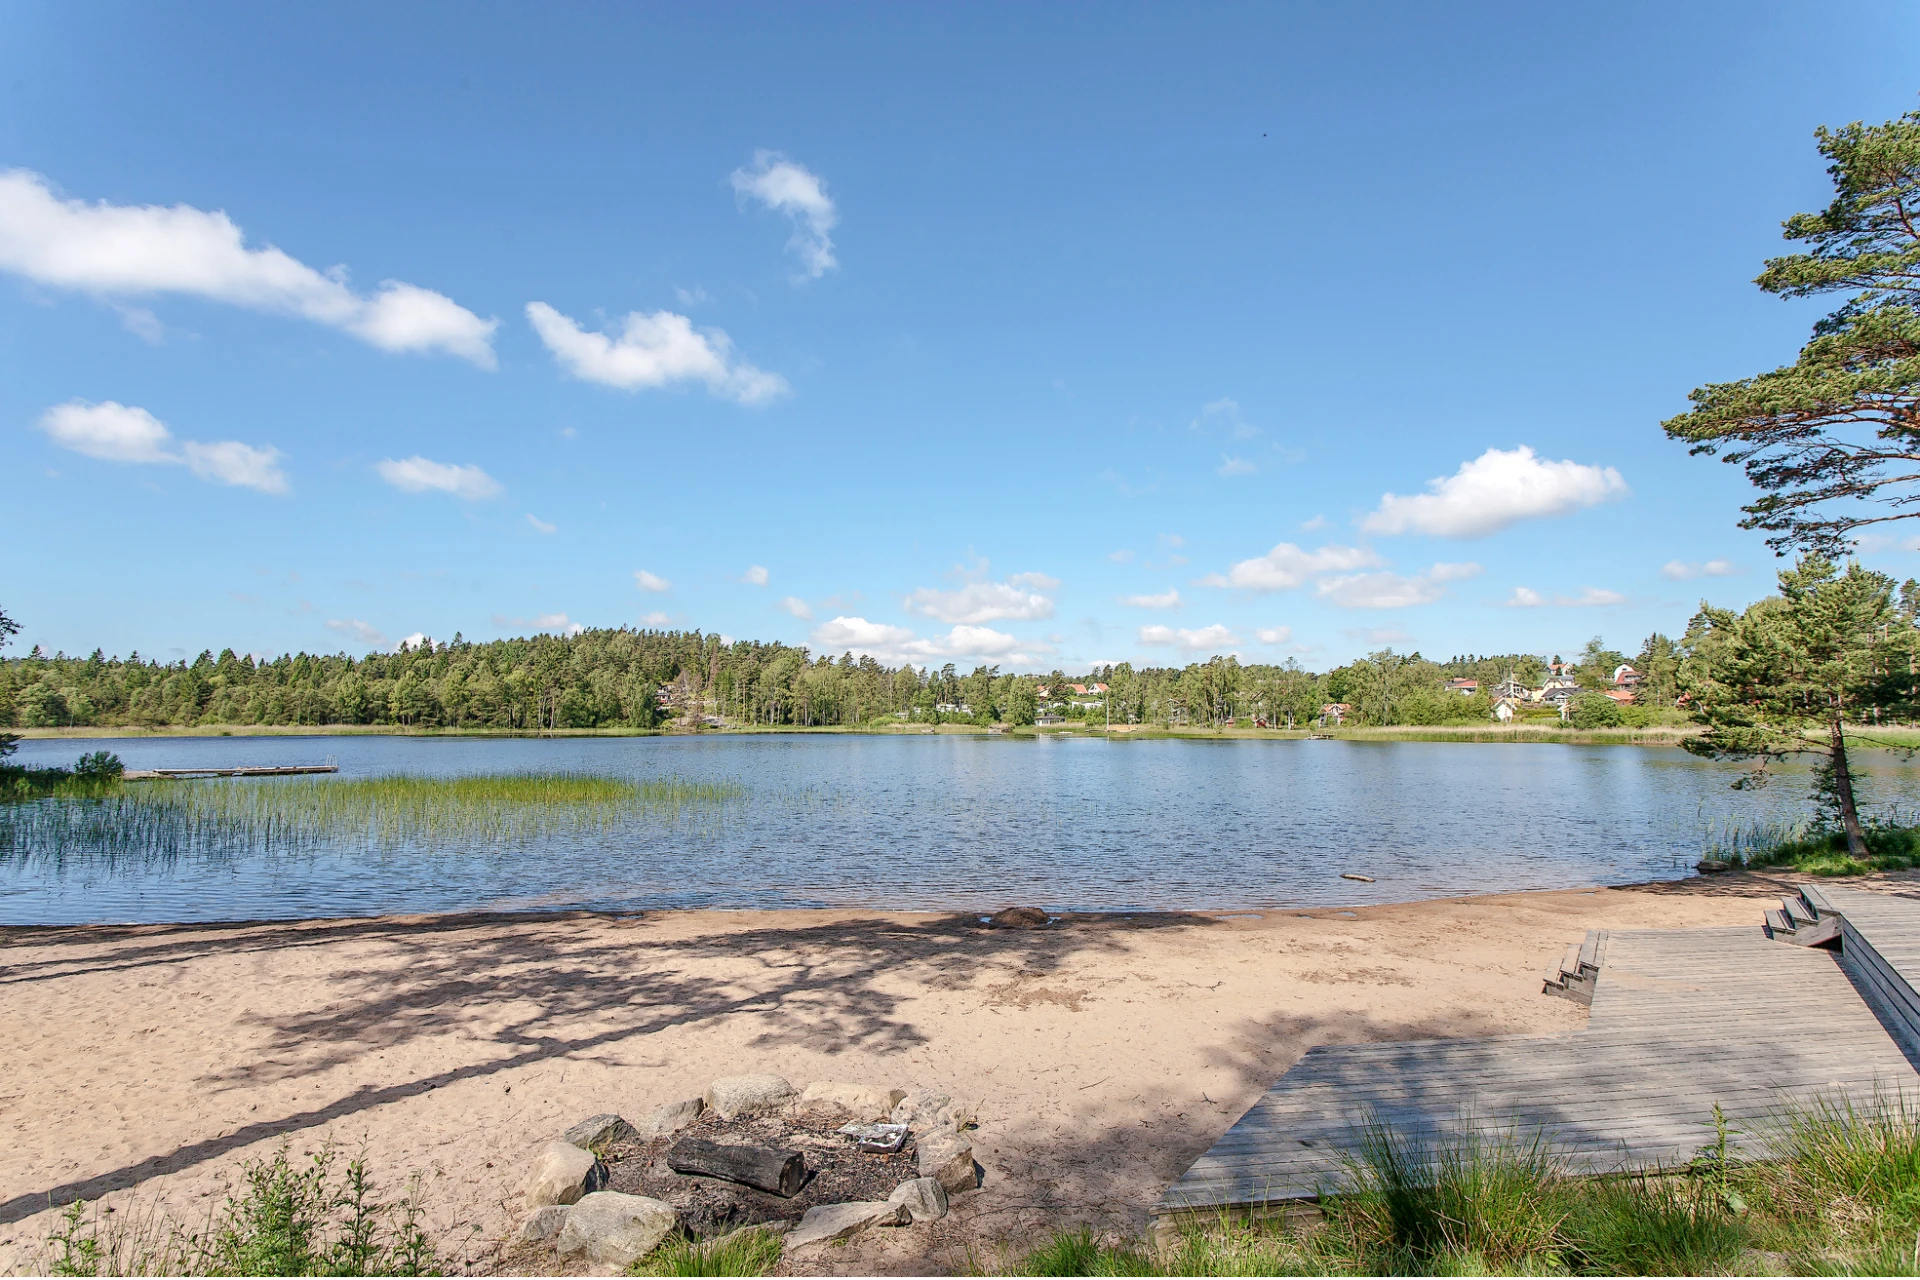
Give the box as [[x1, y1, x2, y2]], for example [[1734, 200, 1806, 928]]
[[666, 1137, 807, 1197]]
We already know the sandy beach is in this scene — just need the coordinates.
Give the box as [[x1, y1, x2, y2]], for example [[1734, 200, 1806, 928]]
[[0, 876, 1791, 1274]]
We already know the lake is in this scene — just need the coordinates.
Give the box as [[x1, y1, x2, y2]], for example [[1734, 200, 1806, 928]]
[[4, 732, 1913, 925]]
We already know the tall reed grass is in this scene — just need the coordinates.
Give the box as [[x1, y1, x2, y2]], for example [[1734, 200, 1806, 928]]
[[1700, 808, 1920, 875], [0, 771, 742, 865]]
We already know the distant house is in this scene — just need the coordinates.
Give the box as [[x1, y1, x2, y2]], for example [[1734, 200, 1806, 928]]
[[1320, 702, 1351, 726], [1604, 688, 1636, 705], [935, 702, 972, 715], [1612, 664, 1642, 689], [1034, 714, 1065, 726], [1490, 677, 1530, 701], [1492, 697, 1518, 722], [1444, 677, 1480, 696], [1538, 684, 1580, 708]]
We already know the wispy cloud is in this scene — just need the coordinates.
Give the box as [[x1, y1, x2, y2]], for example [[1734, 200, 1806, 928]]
[[1140, 623, 1240, 653], [36, 399, 287, 494], [742, 565, 770, 586], [1506, 585, 1628, 607], [375, 456, 501, 500], [325, 618, 389, 649], [1317, 562, 1482, 609], [730, 151, 838, 280], [777, 595, 813, 620], [0, 170, 497, 365], [1661, 558, 1736, 581], [1198, 542, 1380, 592], [905, 567, 1058, 624], [1361, 446, 1627, 538], [525, 302, 788, 404], [525, 513, 556, 534], [811, 616, 1050, 667], [1119, 589, 1181, 609], [1256, 626, 1293, 644], [492, 611, 584, 636], [634, 570, 671, 593], [1217, 455, 1257, 477]]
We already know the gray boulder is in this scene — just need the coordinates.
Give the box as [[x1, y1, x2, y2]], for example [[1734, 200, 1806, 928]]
[[555, 1191, 678, 1267], [515, 1204, 571, 1243], [891, 1090, 955, 1132], [704, 1073, 797, 1120], [561, 1113, 636, 1150], [522, 1140, 608, 1211], [797, 1081, 907, 1122], [635, 1097, 705, 1138], [784, 1200, 909, 1250], [915, 1129, 979, 1194], [886, 1176, 949, 1224]]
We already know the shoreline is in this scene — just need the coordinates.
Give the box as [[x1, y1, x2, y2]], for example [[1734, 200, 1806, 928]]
[[13, 721, 1710, 746], [0, 876, 1809, 1275]]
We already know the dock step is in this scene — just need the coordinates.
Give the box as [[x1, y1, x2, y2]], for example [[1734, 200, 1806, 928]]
[[1543, 930, 1605, 1004], [1763, 887, 1841, 948]]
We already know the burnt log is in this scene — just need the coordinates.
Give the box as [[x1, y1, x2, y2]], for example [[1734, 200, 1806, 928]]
[[666, 1137, 806, 1197]]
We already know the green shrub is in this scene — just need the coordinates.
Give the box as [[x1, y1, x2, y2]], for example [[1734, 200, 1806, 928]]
[[1562, 1174, 1748, 1275], [630, 1226, 784, 1276]]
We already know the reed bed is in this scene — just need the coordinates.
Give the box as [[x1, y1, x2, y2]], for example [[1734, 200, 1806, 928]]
[[0, 771, 742, 865]]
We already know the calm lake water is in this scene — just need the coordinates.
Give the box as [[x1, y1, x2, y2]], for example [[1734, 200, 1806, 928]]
[[5, 733, 1917, 926]]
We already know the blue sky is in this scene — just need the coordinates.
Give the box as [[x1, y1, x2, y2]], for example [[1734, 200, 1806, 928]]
[[5, 2, 1919, 672]]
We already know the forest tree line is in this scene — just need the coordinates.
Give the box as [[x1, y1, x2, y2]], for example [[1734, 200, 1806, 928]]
[[0, 623, 1698, 733]]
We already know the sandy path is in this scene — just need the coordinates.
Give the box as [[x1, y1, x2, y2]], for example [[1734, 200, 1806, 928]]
[[0, 877, 1785, 1274]]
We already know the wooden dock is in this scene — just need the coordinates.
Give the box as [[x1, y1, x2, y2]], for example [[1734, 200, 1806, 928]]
[[1157, 894, 1920, 1218], [121, 765, 339, 780]]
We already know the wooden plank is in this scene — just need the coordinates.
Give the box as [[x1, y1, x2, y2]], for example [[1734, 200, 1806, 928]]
[[1158, 915, 1920, 1215]]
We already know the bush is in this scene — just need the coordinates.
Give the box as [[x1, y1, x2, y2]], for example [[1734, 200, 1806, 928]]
[[72, 751, 125, 780], [1570, 694, 1624, 730], [631, 1226, 783, 1276], [42, 1146, 441, 1277]]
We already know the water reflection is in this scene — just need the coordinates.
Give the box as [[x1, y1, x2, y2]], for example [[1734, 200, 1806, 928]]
[[4, 733, 1912, 925]]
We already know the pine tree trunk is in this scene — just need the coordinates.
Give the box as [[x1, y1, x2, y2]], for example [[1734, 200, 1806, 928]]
[[1829, 713, 1870, 858]]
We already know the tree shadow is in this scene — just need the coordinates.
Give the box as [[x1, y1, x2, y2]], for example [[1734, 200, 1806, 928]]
[[0, 909, 1223, 1226]]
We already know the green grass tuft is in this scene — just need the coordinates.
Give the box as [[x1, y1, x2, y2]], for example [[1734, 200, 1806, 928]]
[[629, 1226, 784, 1276], [1702, 815, 1920, 876]]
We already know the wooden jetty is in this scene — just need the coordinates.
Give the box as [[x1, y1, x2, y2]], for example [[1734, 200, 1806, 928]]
[[121, 765, 339, 780], [1156, 888, 1920, 1220]]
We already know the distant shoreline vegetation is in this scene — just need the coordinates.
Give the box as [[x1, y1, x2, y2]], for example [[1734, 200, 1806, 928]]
[[1, 626, 1696, 736]]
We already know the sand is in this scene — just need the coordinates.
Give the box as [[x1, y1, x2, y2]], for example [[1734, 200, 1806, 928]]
[[0, 875, 1790, 1274]]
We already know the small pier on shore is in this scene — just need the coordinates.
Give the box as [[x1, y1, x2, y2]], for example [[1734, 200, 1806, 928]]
[[1157, 883, 1920, 1221], [121, 765, 339, 780]]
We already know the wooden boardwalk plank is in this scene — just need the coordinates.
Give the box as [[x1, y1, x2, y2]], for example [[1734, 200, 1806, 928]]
[[1156, 917, 1920, 1214]]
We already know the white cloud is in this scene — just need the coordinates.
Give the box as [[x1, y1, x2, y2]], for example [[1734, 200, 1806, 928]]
[[325, 618, 389, 649], [1317, 562, 1481, 609], [1256, 626, 1293, 645], [1008, 570, 1060, 590], [1139, 623, 1240, 653], [810, 616, 1048, 667], [182, 440, 288, 494], [634, 570, 671, 593], [1108, 549, 1134, 563], [742, 565, 770, 586], [0, 170, 496, 365], [777, 595, 814, 620], [36, 399, 286, 493], [1300, 515, 1329, 531], [638, 610, 673, 627], [38, 399, 173, 463], [374, 455, 501, 500], [525, 301, 787, 404], [1120, 589, 1182, 609], [674, 285, 711, 307], [730, 151, 838, 280], [905, 578, 1056, 624], [115, 304, 164, 344], [396, 632, 430, 652], [1361, 446, 1628, 538], [1662, 558, 1737, 581], [493, 611, 584, 636], [1506, 584, 1627, 607], [1218, 455, 1257, 477], [526, 513, 556, 534], [1197, 542, 1380, 592]]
